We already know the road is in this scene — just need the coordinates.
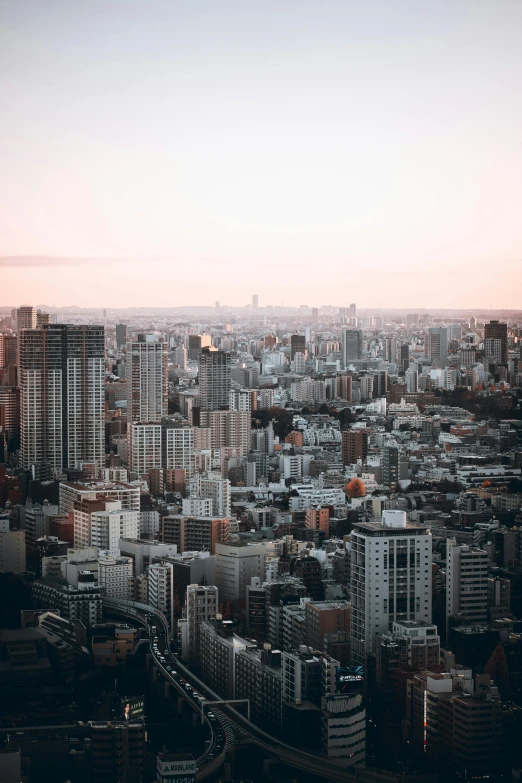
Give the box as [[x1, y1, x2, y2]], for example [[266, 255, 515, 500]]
[[104, 599, 365, 783]]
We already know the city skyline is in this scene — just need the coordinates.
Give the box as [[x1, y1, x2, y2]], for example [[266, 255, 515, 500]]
[[2, 0, 522, 308]]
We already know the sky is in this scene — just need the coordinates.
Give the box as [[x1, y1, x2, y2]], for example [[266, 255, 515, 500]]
[[1, 0, 522, 309]]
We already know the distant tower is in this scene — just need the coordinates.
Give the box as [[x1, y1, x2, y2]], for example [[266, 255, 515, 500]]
[[349, 303, 357, 320], [116, 323, 127, 349], [252, 295, 259, 309], [16, 306, 37, 332]]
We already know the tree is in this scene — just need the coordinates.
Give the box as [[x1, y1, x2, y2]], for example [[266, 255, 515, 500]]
[[346, 478, 366, 498]]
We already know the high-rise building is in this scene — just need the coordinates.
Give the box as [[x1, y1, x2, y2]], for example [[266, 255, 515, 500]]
[[128, 422, 162, 476], [484, 320, 508, 364], [91, 719, 145, 783], [400, 343, 410, 371], [484, 337, 503, 365], [162, 420, 194, 477], [426, 327, 448, 368], [189, 472, 231, 516], [73, 499, 139, 557], [36, 310, 49, 327], [446, 541, 488, 632], [0, 386, 20, 459], [187, 333, 212, 361], [180, 584, 218, 661], [115, 323, 127, 349], [0, 515, 26, 572], [290, 334, 306, 360], [382, 443, 400, 487], [312, 308, 319, 323], [198, 348, 231, 411], [349, 303, 357, 320], [126, 334, 168, 424], [19, 324, 105, 476], [215, 542, 267, 601], [16, 306, 37, 331], [350, 511, 432, 666], [343, 329, 362, 366], [98, 553, 134, 600], [252, 294, 259, 309], [383, 336, 397, 363], [341, 429, 368, 466]]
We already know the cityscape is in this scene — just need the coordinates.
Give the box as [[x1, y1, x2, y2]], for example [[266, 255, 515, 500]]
[[2, 2, 522, 783]]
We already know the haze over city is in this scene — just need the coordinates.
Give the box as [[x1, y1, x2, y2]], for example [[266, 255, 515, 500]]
[[2, 0, 522, 308]]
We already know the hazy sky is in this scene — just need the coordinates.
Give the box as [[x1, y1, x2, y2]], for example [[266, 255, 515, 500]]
[[2, 0, 522, 309]]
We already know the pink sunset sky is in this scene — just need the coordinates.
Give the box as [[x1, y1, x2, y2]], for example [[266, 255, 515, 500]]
[[1, 0, 522, 309]]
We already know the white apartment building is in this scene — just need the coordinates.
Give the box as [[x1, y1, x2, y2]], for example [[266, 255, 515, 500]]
[[215, 542, 267, 602], [257, 389, 274, 409], [229, 389, 252, 412], [129, 423, 162, 476], [98, 552, 134, 600], [446, 540, 489, 631], [181, 497, 213, 516], [74, 500, 139, 557], [350, 510, 432, 666], [179, 584, 219, 661], [163, 424, 194, 477], [148, 560, 174, 629], [189, 472, 231, 517]]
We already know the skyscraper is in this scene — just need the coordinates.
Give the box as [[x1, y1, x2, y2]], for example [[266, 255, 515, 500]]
[[16, 306, 37, 331], [198, 348, 231, 411], [350, 511, 432, 666], [426, 327, 448, 368], [19, 324, 105, 476], [484, 321, 508, 364], [349, 303, 356, 320], [446, 541, 488, 633], [343, 329, 362, 367], [126, 334, 168, 424], [290, 334, 306, 359], [252, 294, 259, 309], [116, 323, 127, 349]]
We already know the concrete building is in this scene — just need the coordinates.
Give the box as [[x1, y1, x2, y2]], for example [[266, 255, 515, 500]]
[[343, 329, 362, 366], [19, 324, 104, 476], [199, 619, 253, 698], [341, 429, 368, 466], [235, 645, 282, 736], [426, 327, 448, 368], [126, 333, 168, 424], [0, 515, 26, 572], [350, 511, 432, 666], [216, 542, 267, 602], [128, 422, 162, 476], [119, 538, 178, 576], [162, 514, 229, 555], [74, 499, 139, 557], [32, 573, 102, 627], [179, 584, 218, 661], [91, 720, 145, 783], [98, 553, 134, 600], [189, 473, 231, 517], [163, 421, 194, 477], [198, 348, 231, 411], [59, 480, 140, 514], [304, 599, 350, 654], [446, 540, 489, 632]]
